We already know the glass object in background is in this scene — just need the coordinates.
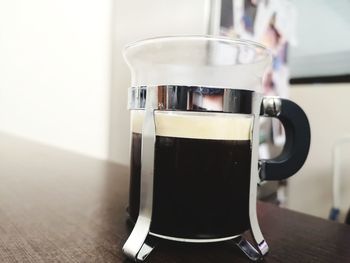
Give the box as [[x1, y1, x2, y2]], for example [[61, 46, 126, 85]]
[[329, 136, 350, 224]]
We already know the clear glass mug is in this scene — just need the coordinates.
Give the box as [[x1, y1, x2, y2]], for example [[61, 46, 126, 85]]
[[122, 36, 310, 261]]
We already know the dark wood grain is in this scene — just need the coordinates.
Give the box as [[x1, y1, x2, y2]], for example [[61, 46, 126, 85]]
[[0, 133, 349, 262]]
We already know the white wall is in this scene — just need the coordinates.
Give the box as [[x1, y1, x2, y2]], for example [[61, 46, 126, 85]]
[[0, 0, 208, 161], [0, 0, 112, 159], [288, 83, 350, 218], [289, 0, 350, 77]]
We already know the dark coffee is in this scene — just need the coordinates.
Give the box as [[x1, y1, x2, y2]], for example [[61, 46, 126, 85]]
[[129, 112, 252, 239]]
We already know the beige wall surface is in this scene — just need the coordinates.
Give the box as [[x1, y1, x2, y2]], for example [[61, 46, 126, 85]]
[[0, 0, 112, 159], [0, 0, 208, 161], [288, 83, 350, 218]]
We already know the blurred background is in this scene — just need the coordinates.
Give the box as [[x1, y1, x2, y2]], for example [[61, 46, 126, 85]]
[[0, 0, 350, 222]]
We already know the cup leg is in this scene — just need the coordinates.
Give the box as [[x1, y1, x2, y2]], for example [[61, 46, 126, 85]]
[[137, 241, 154, 261], [123, 216, 154, 261], [232, 236, 263, 262], [124, 88, 158, 261]]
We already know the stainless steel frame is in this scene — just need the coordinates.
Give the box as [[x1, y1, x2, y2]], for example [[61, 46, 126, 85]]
[[123, 87, 158, 261], [248, 93, 269, 256], [124, 85, 275, 261], [129, 85, 254, 113]]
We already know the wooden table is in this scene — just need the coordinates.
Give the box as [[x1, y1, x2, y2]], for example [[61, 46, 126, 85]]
[[0, 133, 349, 262]]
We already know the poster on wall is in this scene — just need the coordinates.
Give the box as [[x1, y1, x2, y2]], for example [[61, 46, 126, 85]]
[[212, 0, 297, 154]]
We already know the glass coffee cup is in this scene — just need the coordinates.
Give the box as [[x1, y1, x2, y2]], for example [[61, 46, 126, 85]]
[[122, 36, 311, 261]]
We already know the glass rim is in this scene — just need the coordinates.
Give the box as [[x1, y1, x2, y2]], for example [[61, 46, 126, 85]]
[[124, 35, 271, 58]]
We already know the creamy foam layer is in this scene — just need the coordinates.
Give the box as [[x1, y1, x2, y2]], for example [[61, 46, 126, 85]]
[[131, 110, 252, 140]]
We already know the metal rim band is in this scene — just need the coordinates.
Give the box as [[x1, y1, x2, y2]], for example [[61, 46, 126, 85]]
[[129, 85, 255, 114]]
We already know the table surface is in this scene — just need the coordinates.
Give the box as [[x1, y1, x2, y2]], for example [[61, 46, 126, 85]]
[[0, 133, 349, 263]]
